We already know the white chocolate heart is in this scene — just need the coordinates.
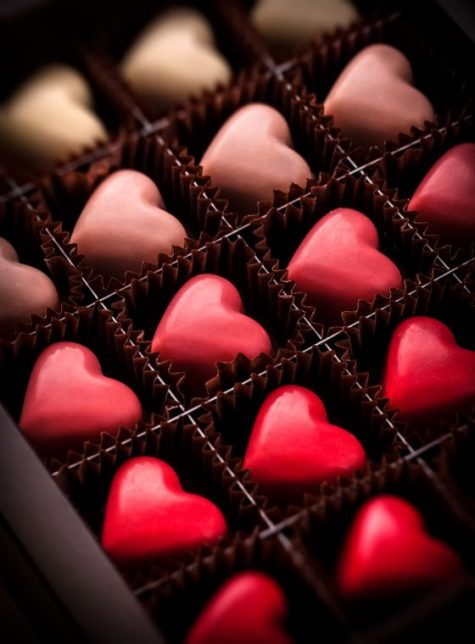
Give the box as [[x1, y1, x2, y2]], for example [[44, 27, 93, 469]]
[[251, 0, 359, 50], [121, 8, 232, 110], [0, 64, 108, 166]]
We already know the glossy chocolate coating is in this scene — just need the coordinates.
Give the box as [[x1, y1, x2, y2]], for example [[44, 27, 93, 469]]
[[325, 45, 434, 147], [200, 103, 311, 213], [70, 170, 187, 280]]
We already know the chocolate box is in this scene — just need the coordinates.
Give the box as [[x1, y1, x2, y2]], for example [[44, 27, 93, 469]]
[[0, 0, 474, 642]]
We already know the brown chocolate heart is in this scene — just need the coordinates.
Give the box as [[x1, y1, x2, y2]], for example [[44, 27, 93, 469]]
[[70, 170, 187, 280], [0, 237, 59, 334], [325, 44, 434, 147], [200, 103, 311, 213]]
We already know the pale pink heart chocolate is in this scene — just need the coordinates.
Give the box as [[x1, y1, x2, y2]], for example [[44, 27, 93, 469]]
[[70, 170, 187, 280], [325, 44, 435, 147], [0, 237, 59, 334], [200, 103, 311, 213]]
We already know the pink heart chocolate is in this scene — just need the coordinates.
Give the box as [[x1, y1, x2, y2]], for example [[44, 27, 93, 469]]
[[200, 103, 311, 213], [287, 208, 402, 324], [70, 169, 187, 280], [408, 143, 475, 248], [325, 44, 435, 147], [151, 274, 272, 395], [0, 237, 59, 334], [186, 572, 293, 644], [337, 495, 463, 600], [244, 385, 366, 503], [19, 341, 142, 456], [382, 317, 475, 427], [102, 456, 227, 566]]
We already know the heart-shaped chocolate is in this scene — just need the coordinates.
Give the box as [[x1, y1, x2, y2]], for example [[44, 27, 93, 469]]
[[200, 103, 311, 213], [102, 456, 227, 566], [0, 64, 108, 165], [287, 208, 402, 324], [408, 143, 475, 248], [121, 8, 231, 110], [186, 572, 293, 644], [243, 385, 366, 503], [325, 44, 434, 147], [151, 274, 272, 395], [382, 317, 475, 427], [337, 495, 463, 599], [70, 170, 187, 280], [0, 237, 59, 334], [252, 0, 359, 51], [19, 342, 142, 456]]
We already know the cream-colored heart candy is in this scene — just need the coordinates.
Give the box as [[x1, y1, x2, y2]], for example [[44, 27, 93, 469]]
[[121, 8, 232, 110], [0, 64, 108, 166], [251, 0, 359, 50]]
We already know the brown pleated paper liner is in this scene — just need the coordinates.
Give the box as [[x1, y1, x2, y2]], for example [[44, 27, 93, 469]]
[[133, 532, 347, 644], [292, 459, 475, 635], [286, 11, 474, 157], [336, 270, 475, 444], [369, 113, 475, 257], [112, 235, 314, 403], [34, 130, 236, 298], [198, 344, 402, 514], [0, 198, 84, 339], [0, 305, 170, 466], [52, 417, 273, 578], [249, 171, 445, 330], [431, 415, 475, 518]]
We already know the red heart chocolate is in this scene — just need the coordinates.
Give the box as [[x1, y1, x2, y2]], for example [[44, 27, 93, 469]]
[[200, 103, 311, 213], [0, 237, 59, 334], [151, 274, 272, 395], [102, 456, 227, 566], [325, 44, 434, 147], [19, 342, 142, 456], [287, 208, 402, 324], [186, 572, 293, 644], [337, 495, 463, 599], [70, 169, 187, 280], [408, 143, 475, 248], [243, 385, 366, 503], [382, 317, 475, 427]]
